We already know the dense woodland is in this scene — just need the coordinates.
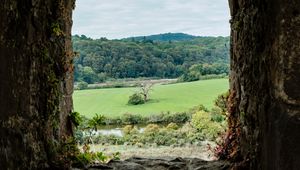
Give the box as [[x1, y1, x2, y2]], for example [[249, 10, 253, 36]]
[[72, 33, 230, 84]]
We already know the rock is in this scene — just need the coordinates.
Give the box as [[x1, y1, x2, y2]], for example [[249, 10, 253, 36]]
[[80, 157, 229, 170]]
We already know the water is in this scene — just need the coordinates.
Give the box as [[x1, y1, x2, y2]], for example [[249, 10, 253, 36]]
[[86, 123, 183, 137], [88, 125, 146, 137]]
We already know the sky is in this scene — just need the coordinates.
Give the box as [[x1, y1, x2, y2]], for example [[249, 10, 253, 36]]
[[72, 0, 231, 39]]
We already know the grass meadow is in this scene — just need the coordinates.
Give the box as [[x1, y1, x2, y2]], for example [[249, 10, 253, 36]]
[[73, 79, 229, 118]]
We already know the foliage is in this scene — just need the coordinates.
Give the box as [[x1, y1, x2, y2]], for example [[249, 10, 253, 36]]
[[146, 111, 192, 124], [122, 125, 133, 135], [211, 107, 226, 122], [167, 112, 192, 123], [88, 114, 106, 130], [189, 104, 209, 113], [214, 91, 230, 114], [128, 93, 145, 105], [54, 137, 80, 168], [122, 125, 139, 135], [178, 63, 229, 82], [71, 143, 121, 168], [69, 111, 82, 127], [166, 122, 179, 130], [191, 111, 225, 140], [121, 113, 144, 125], [77, 81, 88, 90], [139, 82, 154, 102], [90, 122, 208, 147], [143, 124, 160, 133], [72, 34, 229, 83]]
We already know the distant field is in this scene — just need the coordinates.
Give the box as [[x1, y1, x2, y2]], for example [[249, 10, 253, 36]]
[[73, 79, 229, 118]]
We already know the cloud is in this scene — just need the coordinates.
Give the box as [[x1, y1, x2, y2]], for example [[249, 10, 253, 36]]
[[72, 0, 230, 39]]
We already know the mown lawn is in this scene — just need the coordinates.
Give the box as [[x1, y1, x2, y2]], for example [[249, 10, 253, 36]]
[[73, 79, 229, 118]]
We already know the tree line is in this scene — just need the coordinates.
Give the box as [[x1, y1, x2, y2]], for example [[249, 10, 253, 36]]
[[72, 34, 230, 84]]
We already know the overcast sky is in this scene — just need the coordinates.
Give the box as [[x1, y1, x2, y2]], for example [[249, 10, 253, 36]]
[[73, 0, 230, 39]]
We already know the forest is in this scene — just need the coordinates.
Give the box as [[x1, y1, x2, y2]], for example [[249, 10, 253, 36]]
[[72, 33, 230, 84]]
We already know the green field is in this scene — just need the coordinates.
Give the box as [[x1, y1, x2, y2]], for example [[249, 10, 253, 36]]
[[73, 79, 229, 118]]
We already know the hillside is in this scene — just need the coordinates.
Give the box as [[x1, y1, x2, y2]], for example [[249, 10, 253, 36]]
[[72, 34, 230, 84], [122, 33, 197, 42]]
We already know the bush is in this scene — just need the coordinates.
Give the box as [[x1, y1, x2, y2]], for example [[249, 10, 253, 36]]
[[77, 81, 88, 90], [88, 114, 106, 130], [121, 113, 144, 124], [166, 123, 179, 130], [189, 104, 209, 113], [168, 112, 191, 123], [122, 125, 139, 135], [191, 111, 224, 140], [147, 112, 192, 124], [144, 124, 160, 133], [214, 91, 230, 114], [94, 135, 124, 145], [210, 107, 225, 122], [128, 93, 145, 105]]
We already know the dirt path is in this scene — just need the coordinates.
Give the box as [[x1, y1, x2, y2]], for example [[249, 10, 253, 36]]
[[90, 142, 217, 161]]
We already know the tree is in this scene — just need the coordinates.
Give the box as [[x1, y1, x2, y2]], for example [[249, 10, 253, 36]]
[[77, 81, 88, 90], [72, 35, 230, 80], [77, 66, 97, 84], [139, 82, 154, 102], [0, 0, 75, 169], [227, 0, 300, 169]]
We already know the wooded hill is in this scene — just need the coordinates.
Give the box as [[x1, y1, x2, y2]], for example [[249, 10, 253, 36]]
[[72, 33, 230, 84]]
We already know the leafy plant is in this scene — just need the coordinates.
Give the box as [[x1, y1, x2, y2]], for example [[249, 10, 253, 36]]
[[166, 122, 179, 130], [191, 111, 224, 140], [69, 111, 82, 127], [72, 143, 121, 167], [88, 114, 106, 130], [121, 113, 143, 125], [128, 93, 145, 105], [144, 124, 160, 133]]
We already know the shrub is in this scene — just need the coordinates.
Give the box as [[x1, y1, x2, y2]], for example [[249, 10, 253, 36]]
[[168, 112, 191, 123], [166, 123, 179, 130], [211, 107, 225, 122], [77, 81, 88, 90], [147, 113, 166, 123], [122, 113, 143, 124], [72, 144, 120, 167], [214, 91, 230, 114], [93, 135, 124, 145], [122, 125, 134, 135], [122, 125, 139, 135], [128, 93, 145, 105], [69, 111, 82, 127], [191, 111, 224, 140], [73, 152, 93, 167], [74, 130, 84, 144], [189, 104, 209, 113], [144, 124, 160, 133], [104, 117, 122, 125], [88, 114, 106, 130], [147, 112, 192, 124]]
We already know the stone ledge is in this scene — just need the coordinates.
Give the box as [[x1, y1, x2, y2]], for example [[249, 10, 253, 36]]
[[74, 157, 229, 170]]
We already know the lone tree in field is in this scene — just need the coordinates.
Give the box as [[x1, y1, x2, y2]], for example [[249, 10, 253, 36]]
[[139, 82, 154, 102]]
